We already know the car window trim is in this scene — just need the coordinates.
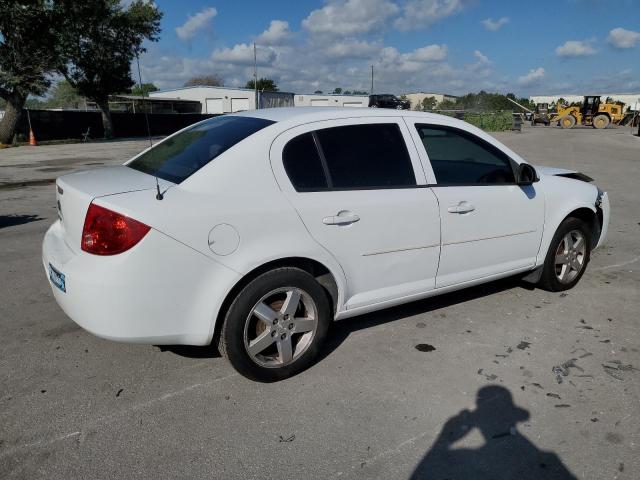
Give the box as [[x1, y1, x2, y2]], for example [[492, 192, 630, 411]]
[[311, 131, 334, 189], [413, 123, 518, 187]]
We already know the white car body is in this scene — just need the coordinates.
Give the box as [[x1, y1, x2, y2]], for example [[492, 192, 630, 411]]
[[43, 108, 610, 346]]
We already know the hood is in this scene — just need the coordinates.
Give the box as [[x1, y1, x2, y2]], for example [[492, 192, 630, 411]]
[[534, 165, 594, 182]]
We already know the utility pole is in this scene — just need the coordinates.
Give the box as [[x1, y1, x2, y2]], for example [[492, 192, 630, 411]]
[[370, 65, 374, 95], [253, 43, 258, 109]]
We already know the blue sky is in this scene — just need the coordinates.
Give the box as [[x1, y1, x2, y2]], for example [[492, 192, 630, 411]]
[[138, 0, 640, 96]]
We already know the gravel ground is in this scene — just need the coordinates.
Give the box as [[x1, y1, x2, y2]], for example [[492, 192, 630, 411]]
[[0, 125, 638, 479]]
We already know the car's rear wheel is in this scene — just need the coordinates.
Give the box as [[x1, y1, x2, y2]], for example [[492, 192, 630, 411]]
[[218, 268, 331, 381], [538, 217, 591, 291]]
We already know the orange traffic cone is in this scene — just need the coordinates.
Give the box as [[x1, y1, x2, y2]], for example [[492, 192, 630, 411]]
[[29, 128, 37, 146]]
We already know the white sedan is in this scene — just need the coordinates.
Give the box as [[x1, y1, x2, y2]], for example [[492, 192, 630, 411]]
[[43, 108, 610, 381]]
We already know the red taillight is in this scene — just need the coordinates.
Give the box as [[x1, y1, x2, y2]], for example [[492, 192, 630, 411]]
[[81, 203, 150, 255]]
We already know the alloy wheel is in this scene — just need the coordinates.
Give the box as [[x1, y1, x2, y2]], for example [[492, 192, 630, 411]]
[[554, 229, 587, 284], [243, 287, 318, 368]]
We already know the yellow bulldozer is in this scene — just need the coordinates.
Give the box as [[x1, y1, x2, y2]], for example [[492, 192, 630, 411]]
[[553, 95, 625, 129]]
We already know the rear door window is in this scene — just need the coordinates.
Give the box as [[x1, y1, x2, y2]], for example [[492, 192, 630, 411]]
[[415, 125, 515, 185], [315, 123, 416, 189], [282, 133, 328, 191], [128, 116, 274, 183]]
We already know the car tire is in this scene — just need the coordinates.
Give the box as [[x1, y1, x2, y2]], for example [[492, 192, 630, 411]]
[[218, 267, 331, 382], [538, 217, 592, 292]]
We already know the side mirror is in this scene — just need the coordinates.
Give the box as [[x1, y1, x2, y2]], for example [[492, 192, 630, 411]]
[[517, 164, 539, 185]]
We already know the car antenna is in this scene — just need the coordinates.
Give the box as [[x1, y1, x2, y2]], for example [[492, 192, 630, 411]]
[[135, 52, 164, 200]]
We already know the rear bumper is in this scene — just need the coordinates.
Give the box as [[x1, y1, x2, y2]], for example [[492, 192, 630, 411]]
[[42, 221, 239, 345]]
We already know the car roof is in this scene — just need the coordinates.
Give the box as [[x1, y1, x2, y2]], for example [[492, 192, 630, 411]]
[[230, 106, 452, 124]]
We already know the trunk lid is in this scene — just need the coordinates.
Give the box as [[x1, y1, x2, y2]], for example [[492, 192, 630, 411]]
[[56, 166, 172, 251]]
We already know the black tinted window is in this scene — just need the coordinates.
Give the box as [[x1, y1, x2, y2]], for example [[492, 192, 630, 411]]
[[128, 116, 274, 183], [315, 124, 415, 189], [283, 133, 328, 191], [416, 125, 515, 185]]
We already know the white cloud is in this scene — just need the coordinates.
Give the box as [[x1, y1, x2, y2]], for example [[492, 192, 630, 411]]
[[303, 0, 399, 36], [175, 7, 217, 41], [555, 40, 597, 57], [607, 27, 640, 49], [256, 20, 292, 46], [211, 43, 276, 66], [406, 44, 448, 62], [481, 17, 509, 31], [377, 44, 448, 74], [473, 50, 489, 64], [517, 67, 545, 86], [325, 40, 380, 60], [394, 0, 465, 31]]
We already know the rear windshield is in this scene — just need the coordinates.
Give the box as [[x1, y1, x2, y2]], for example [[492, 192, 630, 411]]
[[127, 116, 275, 183]]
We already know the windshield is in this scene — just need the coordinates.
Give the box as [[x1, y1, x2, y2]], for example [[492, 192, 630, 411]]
[[128, 116, 275, 183]]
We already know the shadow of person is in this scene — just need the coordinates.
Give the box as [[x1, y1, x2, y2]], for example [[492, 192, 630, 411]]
[[410, 386, 578, 480]]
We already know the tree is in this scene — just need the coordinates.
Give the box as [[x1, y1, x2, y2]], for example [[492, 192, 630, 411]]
[[131, 82, 158, 97], [314, 90, 323, 94], [245, 78, 278, 91], [438, 99, 457, 110], [421, 96, 437, 111], [184, 75, 223, 87], [59, 0, 162, 138], [0, 1, 67, 144], [46, 80, 84, 109], [333, 87, 342, 94]]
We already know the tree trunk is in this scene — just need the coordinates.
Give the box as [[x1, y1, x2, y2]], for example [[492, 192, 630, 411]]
[[97, 100, 113, 139], [0, 93, 26, 145]]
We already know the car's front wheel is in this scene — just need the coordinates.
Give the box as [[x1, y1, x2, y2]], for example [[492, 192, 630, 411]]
[[539, 217, 592, 291], [218, 268, 331, 381]]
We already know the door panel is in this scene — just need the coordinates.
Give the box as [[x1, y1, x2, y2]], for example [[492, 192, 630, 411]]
[[270, 118, 441, 309], [406, 121, 545, 287], [289, 189, 441, 308], [433, 185, 543, 287]]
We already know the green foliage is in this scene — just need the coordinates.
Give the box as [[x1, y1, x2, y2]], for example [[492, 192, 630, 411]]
[[437, 110, 513, 131], [0, 0, 72, 142], [47, 80, 84, 108], [438, 99, 457, 110], [60, 0, 162, 103], [463, 112, 513, 131], [451, 91, 534, 112], [131, 82, 158, 96], [314, 90, 323, 94], [245, 78, 278, 91], [0, 1, 66, 100], [420, 96, 437, 111], [184, 75, 223, 87], [333, 87, 342, 94]]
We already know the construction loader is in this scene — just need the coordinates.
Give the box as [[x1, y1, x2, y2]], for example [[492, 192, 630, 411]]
[[553, 95, 625, 129]]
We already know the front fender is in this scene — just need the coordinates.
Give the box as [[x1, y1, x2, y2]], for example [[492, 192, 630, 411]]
[[536, 175, 599, 266]]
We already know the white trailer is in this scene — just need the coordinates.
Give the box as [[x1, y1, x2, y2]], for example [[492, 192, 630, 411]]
[[294, 94, 369, 108], [150, 86, 256, 114]]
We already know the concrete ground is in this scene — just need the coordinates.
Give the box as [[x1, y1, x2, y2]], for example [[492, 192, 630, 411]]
[[0, 126, 638, 479]]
